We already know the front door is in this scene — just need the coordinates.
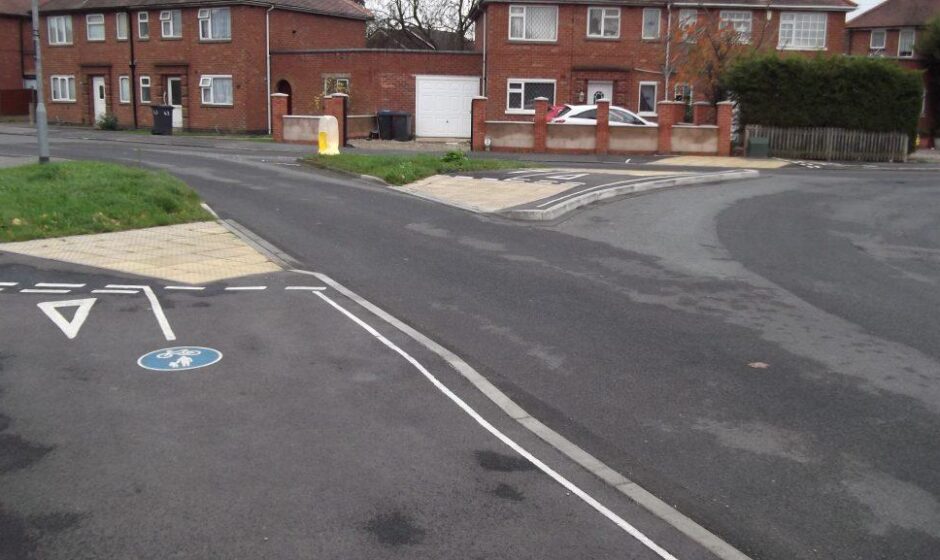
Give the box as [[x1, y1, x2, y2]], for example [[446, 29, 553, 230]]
[[587, 80, 613, 104], [92, 76, 107, 123], [166, 77, 183, 128]]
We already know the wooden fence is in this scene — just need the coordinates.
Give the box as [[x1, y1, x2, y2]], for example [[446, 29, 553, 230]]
[[745, 125, 908, 163]]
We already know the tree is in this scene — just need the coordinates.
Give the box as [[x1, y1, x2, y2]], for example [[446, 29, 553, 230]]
[[367, 0, 478, 50], [916, 15, 940, 137]]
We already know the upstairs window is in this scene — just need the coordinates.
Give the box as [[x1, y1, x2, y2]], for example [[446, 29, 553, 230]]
[[198, 7, 231, 40], [719, 10, 752, 44], [200, 75, 234, 105], [587, 7, 619, 39], [870, 29, 886, 50], [508, 5, 557, 42], [778, 12, 826, 50], [899, 28, 915, 57], [137, 12, 149, 39], [678, 9, 697, 41], [642, 8, 661, 39], [160, 10, 181, 38], [506, 79, 555, 113], [116, 12, 128, 40], [86, 14, 105, 41], [47, 15, 72, 45]]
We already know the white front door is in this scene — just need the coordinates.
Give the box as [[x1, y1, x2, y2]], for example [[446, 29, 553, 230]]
[[587, 80, 614, 103], [166, 77, 183, 128], [92, 76, 107, 122], [415, 75, 480, 138]]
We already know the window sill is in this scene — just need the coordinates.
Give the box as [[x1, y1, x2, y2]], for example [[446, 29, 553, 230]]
[[507, 39, 558, 44], [585, 36, 620, 41], [506, 109, 536, 115], [638, 112, 657, 117], [48, 43, 73, 47], [119, 101, 130, 104], [138, 37, 150, 41], [86, 38, 106, 42], [199, 38, 232, 43], [777, 46, 826, 51], [201, 103, 234, 108], [51, 100, 76, 103], [161, 36, 183, 41], [641, 37, 661, 42]]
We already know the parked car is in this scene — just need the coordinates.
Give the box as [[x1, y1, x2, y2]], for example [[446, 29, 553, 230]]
[[550, 104, 654, 127], [546, 104, 567, 122]]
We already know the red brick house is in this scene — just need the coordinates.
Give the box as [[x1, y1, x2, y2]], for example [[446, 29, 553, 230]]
[[34, 0, 371, 132], [0, 0, 35, 91], [847, 0, 938, 144], [470, 0, 855, 122]]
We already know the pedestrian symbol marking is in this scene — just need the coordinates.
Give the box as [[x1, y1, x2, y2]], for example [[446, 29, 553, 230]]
[[138, 346, 222, 372], [37, 298, 97, 340]]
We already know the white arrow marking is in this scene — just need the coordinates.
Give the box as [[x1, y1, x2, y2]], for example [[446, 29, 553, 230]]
[[37, 298, 97, 340]]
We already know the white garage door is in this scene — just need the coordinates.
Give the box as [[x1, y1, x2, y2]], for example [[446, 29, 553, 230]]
[[415, 75, 480, 138]]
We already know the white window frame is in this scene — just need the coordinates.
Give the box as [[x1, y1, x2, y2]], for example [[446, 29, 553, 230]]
[[137, 11, 149, 39], [47, 15, 72, 45], [118, 75, 130, 103], [199, 75, 234, 106], [198, 7, 232, 40], [506, 78, 556, 114], [115, 12, 128, 40], [508, 5, 558, 42], [50, 75, 76, 102], [86, 13, 105, 42], [898, 28, 915, 58], [638, 81, 658, 116], [869, 29, 886, 50], [586, 7, 620, 39], [778, 12, 827, 50], [160, 10, 181, 38], [678, 9, 697, 41], [323, 77, 351, 95], [642, 8, 661, 40], [139, 75, 151, 104], [720, 10, 752, 44]]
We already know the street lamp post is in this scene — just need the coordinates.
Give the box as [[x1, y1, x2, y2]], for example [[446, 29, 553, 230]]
[[31, 0, 50, 164]]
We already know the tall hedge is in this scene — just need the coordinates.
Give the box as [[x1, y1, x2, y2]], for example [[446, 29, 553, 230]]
[[724, 55, 924, 143]]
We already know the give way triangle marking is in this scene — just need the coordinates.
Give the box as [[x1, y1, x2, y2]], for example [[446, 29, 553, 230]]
[[37, 298, 97, 340]]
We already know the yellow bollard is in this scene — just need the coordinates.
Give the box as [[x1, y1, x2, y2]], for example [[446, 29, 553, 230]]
[[318, 131, 328, 153]]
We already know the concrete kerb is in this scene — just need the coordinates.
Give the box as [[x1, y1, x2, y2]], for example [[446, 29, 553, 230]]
[[501, 170, 761, 221]]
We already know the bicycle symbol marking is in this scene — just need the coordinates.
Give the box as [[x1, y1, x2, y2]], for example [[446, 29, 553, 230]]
[[138, 346, 222, 372]]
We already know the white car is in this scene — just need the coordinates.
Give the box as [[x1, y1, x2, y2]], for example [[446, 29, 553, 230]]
[[550, 104, 654, 127]]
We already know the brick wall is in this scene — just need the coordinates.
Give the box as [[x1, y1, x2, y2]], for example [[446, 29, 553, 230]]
[[271, 50, 482, 116], [0, 16, 25, 89], [268, 11, 365, 50]]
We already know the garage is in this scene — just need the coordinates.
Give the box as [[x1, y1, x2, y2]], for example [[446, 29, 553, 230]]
[[415, 75, 481, 138]]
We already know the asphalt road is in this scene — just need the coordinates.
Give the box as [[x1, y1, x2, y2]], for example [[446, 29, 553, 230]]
[[1, 129, 939, 560]]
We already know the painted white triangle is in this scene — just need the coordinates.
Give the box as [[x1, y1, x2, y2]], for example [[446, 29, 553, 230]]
[[37, 298, 97, 340]]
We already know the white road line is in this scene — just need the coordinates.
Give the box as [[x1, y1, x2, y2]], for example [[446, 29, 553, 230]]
[[91, 289, 139, 295], [0, 282, 19, 287], [224, 286, 267, 291], [106, 284, 176, 341], [164, 286, 206, 291], [35, 282, 86, 288], [285, 286, 327, 291], [20, 289, 71, 294], [310, 288, 678, 560]]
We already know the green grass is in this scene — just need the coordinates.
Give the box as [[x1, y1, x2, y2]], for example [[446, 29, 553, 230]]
[[0, 161, 213, 242], [303, 152, 537, 185]]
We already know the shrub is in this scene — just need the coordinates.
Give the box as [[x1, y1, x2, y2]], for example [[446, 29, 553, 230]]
[[441, 150, 467, 164], [724, 54, 923, 147], [96, 113, 119, 130]]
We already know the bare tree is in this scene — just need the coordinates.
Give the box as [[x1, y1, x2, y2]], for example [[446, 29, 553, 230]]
[[367, 0, 478, 50]]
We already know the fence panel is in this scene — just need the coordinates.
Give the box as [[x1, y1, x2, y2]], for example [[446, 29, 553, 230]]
[[745, 125, 908, 162]]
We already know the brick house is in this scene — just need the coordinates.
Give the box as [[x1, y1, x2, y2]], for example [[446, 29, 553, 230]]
[[34, 0, 371, 132], [847, 0, 938, 144], [0, 0, 35, 91], [470, 0, 854, 122]]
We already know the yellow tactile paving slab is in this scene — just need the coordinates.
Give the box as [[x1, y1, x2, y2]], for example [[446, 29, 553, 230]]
[[650, 156, 788, 169], [395, 176, 578, 213], [0, 222, 282, 284]]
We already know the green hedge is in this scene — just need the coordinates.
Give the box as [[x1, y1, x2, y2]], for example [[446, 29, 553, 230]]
[[724, 55, 924, 142]]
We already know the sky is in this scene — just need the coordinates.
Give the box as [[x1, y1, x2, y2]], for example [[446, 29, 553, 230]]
[[848, 0, 887, 20]]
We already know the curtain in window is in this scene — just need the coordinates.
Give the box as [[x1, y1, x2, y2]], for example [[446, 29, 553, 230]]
[[525, 7, 555, 40], [212, 9, 231, 38], [213, 78, 233, 104]]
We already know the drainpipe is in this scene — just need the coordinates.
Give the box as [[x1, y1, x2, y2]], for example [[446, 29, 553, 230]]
[[481, 10, 487, 97], [664, 3, 672, 100], [265, 4, 274, 134], [129, 11, 138, 128], [19, 16, 25, 82]]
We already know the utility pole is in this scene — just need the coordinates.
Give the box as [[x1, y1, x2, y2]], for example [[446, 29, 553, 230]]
[[31, 0, 50, 163]]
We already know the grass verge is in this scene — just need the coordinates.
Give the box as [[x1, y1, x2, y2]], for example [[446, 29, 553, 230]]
[[0, 161, 213, 242], [303, 152, 537, 185]]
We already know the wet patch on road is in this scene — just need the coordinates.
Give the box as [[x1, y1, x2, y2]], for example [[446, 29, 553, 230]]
[[491, 483, 525, 502], [475, 450, 536, 472], [364, 510, 426, 546]]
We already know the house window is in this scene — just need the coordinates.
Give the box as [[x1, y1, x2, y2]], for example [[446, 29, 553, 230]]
[[160, 10, 181, 38], [86, 14, 105, 41], [778, 12, 826, 50], [720, 10, 752, 44], [642, 8, 661, 40], [139, 75, 151, 103], [324, 77, 350, 95], [899, 29, 915, 57], [674, 84, 693, 102], [506, 79, 555, 113], [508, 5, 557, 42], [118, 76, 130, 103], [116, 12, 128, 40], [47, 15, 72, 45], [587, 7, 619, 39], [638, 81, 657, 116], [200, 75, 234, 105], [137, 12, 149, 39], [50, 75, 75, 102], [869, 29, 886, 50], [678, 9, 697, 41], [198, 7, 231, 40]]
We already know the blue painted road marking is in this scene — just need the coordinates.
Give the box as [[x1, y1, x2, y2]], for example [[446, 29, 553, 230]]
[[138, 346, 222, 371]]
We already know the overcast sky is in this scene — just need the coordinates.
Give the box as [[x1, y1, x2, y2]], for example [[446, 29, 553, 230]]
[[848, 0, 886, 20]]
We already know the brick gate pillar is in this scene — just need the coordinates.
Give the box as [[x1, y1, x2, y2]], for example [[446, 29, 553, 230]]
[[533, 97, 549, 152], [471, 97, 487, 152], [325, 93, 348, 146], [716, 101, 734, 157], [657, 101, 684, 154], [595, 99, 610, 155], [271, 93, 288, 143]]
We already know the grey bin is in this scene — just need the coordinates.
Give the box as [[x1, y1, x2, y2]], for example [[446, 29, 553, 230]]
[[747, 136, 770, 158], [151, 105, 173, 135], [376, 110, 395, 140], [390, 112, 412, 141]]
